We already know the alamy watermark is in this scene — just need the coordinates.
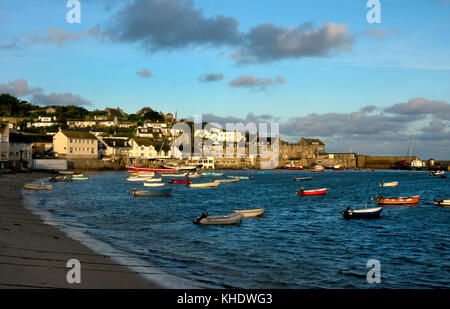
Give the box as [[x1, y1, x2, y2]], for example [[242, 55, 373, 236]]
[[366, 259, 381, 284], [171, 115, 280, 169], [367, 0, 381, 24], [66, 0, 81, 24], [66, 259, 81, 284]]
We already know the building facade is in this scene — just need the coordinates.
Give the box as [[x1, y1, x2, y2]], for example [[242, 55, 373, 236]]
[[53, 130, 99, 159]]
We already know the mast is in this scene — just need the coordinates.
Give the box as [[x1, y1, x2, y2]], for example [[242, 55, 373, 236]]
[[408, 135, 414, 164]]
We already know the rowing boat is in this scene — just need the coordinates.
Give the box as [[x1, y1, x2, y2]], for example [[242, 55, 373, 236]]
[[189, 181, 220, 188], [129, 188, 172, 197], [380, 181, 398, 187], [24, 183, 53, 190], [188, 173, 203, 178], [297, 188, 327, 196], [145, 178, 163, 182], [193, 212, 243, 225], [340, 207, 383, 219], [215, 178, 239, 183], [72, 177, 88, 180], [434, 199, 450, 207], [227, 175, 252, 180], [293, 177, 312, 181], [232, 209, 264, 218], [202, 172, 223, 177], [143, 182, 166, 187], [169, 178, 191, 184], [161, 173, 187, 177], [126, 176, 153, 181], [374, 195, 420, 206]]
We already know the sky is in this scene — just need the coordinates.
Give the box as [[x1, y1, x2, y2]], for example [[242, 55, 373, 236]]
[[0, 0, 449, 159]]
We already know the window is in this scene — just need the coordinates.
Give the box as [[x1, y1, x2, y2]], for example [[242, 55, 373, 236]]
[[70, 147, 73, 153], [91, 148, 94, 153], [70, 138, 73, 143], [1, 136, 7, 143]]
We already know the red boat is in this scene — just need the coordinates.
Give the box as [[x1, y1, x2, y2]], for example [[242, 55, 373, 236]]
[[374, 195, 421, 206], [283, 163, 303, 170], [169, 178, 191, 184], [311, 170, 324, 173], [126, 165, 179, 173], [297, 188, 327, 196]]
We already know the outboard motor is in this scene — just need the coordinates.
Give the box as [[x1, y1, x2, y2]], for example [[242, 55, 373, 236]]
[[193, 211, 208, 224]]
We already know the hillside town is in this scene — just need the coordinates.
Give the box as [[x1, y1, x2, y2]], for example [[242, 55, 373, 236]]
[[0, 93, 447, 171]]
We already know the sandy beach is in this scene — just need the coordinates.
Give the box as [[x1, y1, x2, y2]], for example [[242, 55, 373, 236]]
[[0, 172, 161, 289]]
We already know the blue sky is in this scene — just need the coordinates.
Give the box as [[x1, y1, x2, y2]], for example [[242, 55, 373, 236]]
[[1, 0, 449, 158]]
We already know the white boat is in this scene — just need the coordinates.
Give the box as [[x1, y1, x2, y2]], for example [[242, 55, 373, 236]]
[[126, 176, 153, 181], [215, 178, 239, 183], [193, 212, 243, 225], [232, 209, 264, 218], [144, 182, 166, 187], [188, 173, 203, 178], [380, 181, 398, 187], [145, 178, 163, 182], [189, 181, 220, 188], [24, 183, 53, 190], [434, 199, 450, 207], [161, 173, 187, 177]]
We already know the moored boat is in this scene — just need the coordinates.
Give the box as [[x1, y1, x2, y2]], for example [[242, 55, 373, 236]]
[[145, 178, 163, 182], [297, 188, 327, 196], [126, 165, 179, 173], [380, 181, 398, 187], [58, 171, 74, 175], [189, 181, 220, 188], [143, 182, 166, 187], [193, 211, 243, 225], [434, 199, 450, 207], [227, 175, 252, 180], [169, 178, 191, 184], [232, 209, 264, 218], [72, 177, 88, 180], [126, 176, 154, 181], [161, 173, 187, 177], [49, 176, 72, 182], [283, 162, 303, 170], [202, 172, 223, 177], [374, 195, 420, 206], [24, 183, 53, 190], [293, 177, 312, 181], [340, 206, 383, 219], [188, 173, 203, 178], [255, 171, 272, 174], [215, 178, 239, 183], [129, 188, 172, 197]]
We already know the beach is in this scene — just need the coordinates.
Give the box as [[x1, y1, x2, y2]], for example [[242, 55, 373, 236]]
[[0, 172, 161, 289]]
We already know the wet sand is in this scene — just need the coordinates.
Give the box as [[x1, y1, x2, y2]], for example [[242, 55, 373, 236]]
[[0, 172, 162, 288]]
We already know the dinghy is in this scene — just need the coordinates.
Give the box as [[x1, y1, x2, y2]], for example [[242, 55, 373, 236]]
[[380, 181, 398, 187], [49, 176, 72, 182], [24, 183, 53, 190], [72, 176, 88, 180], [202, 172, 223, 177], [169, 178, 191, 184], [215, 178, 239, 183], [374, 195, 420, 206], [161, 173, 187, 177], [434, 199, 450, 207], [126, 176, 153, 181], [340, 206, 383, 219], [144, 178, 163, 182], [129, 188, 172, 197], [143, 182, 166, 187], [193, 211, 243, 225], [297, 188, 327, 196], [189, 181, 220, 188], [188, 173, 203, 178], [232, 209, 264, 218], [227, 175, 252, 180], [293, 177, 312, 181]]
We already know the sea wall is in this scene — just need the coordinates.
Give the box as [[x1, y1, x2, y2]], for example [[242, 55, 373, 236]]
[[356, 155, 419, 169]]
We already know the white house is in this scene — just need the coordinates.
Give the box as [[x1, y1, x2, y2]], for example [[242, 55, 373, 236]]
[[128, 137, 171, 159]]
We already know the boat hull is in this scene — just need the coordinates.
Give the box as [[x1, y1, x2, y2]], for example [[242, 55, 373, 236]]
[[126, 166, 179, 173], [169, 179, 191, 184], [293, 177, 312, 181], [434, 199, 450, 207], [24, 184, 53, 190], [189, 181, 220, 188], [342, 207, 383, 219], [131, 188, 172, 197], [195, 213, 243, 225], [376, 195, 420, 206], [298, 188, 327, 196], [232, 209, 264, 218]]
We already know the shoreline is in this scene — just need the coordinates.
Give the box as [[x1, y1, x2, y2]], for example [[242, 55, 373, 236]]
[[0, 172, 163, 288]]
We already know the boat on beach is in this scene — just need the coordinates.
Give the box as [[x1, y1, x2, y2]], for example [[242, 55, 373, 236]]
[[24, 183, 53, 190], [232, 209, 264, 218], [434, 199, 450, 207], [193, 211, 243, 225], [374, 195, 421, 206], [189, 181, 220, 188], [297, 188, 327, 196], [380, 181, 398, 187], [129, 188, 172, 197], [293, 177, 312, 181], [340, 206, 383, 219]]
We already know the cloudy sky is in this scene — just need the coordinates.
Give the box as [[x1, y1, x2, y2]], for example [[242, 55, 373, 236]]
[[0, 0, 449, 158]]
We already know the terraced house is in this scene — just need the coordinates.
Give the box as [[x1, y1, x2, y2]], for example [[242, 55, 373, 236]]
[[53, 129, 99, 159], [0, 122, 9, 168]]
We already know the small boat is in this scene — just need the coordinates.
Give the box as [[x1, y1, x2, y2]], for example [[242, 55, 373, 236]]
[[58, 171, 74, 175], [188, 173, 203, 178], [24, 183, 53, 190], [434, 199, 450, 207], [126, 176, 153, 181], [380, 181, 398, 187], [72, 174, 84, 177], [193, 211, 243, 225], [311, 165, 324, 173], [189, 181, 220, 188], [429, 171, 445, 176], [143, 182, 166, 187], [297, 188, 327, 196], [311, 169, 324, 173], [145, 178, 163, 182], [232, 209, 264, 218], [374, 195, 420, 206], [129, 188, 172, 197], [72, 177, 88, 180], [161, 173, 187, 177], [169, 178, 191, 184], [202, 172, 223, 177], [227, 175, 252, 180], [293, 177, 312, 181], [340, 206, 383, 219], [283, 162, 303, 170], [366, 169, 375, 172], [49, 176, 72, 182], [215, 178, 239, 183]]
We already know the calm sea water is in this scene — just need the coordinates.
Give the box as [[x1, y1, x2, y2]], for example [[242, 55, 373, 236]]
[[24, 170, 449, 288]]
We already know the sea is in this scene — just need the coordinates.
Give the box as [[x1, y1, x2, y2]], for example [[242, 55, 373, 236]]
[[23, 170, 449, 288]]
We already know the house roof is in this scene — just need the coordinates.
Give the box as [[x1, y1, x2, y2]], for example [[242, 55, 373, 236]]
[[61, 130, 97, 140], [301, 138, 324, 145], [24, 134, 53, 143], [132, 137, 170, 152], [9, 133, 33, 144], [102, 138, 130, 148]]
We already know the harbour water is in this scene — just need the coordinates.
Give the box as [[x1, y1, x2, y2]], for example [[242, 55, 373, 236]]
[[23, 170, 449, 288]]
